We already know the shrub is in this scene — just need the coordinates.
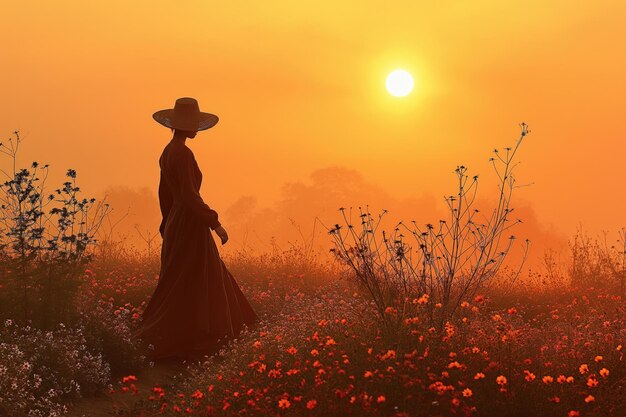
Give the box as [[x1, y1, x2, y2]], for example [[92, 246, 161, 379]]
[[0, 130, 111, 328], [0, 318, 111, 416], [328, 123, 531, 332], [568, 227, 626, 292], [76, 300, 149, 376]]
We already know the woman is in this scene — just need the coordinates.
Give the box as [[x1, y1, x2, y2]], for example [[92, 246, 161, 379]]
[[133, 97, 258, 362]]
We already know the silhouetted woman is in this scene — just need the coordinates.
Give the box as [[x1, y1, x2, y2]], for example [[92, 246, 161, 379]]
[[133, 97, 258, 362]]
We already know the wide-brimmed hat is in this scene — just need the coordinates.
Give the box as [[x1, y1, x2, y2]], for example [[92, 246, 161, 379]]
[[152, 97, 219, 132]]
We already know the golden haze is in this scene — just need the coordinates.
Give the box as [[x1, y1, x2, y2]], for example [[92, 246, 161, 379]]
[[1, 1, 625, 264]]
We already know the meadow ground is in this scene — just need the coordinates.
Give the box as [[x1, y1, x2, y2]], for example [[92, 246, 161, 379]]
[[2, 245, 625, 417]]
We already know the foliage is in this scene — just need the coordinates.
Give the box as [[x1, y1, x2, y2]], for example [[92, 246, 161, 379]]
[[0, 130, 111, 328], [76, 299, 149, 377], [0, 318, 111, 417]]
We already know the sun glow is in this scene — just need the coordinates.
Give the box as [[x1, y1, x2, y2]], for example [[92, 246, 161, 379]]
[[386, 69, 414, 97]]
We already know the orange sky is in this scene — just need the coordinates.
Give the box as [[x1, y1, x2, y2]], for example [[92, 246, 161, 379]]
[[2, 1, 626, 252]]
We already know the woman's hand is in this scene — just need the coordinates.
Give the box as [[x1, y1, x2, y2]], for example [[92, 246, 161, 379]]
[[214, 225, 229, 245]]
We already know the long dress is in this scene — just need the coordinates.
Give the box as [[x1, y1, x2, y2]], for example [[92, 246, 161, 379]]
[[133, 139, 258, 360]]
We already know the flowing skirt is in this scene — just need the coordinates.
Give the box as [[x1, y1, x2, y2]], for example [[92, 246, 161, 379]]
[[133, 204, 258, 360]]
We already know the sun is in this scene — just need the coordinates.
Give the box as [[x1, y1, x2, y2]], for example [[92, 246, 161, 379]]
[[386, 69, 414, 97]]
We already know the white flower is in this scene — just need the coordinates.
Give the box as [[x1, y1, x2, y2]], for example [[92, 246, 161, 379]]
[[4, 319, 13, 327]]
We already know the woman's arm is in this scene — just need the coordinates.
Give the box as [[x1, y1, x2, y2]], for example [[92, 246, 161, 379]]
[[158, 169, 173, 238], [175, 148, 222, 230]]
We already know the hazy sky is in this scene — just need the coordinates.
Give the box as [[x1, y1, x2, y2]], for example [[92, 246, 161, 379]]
[[2, 1, 625, 240]]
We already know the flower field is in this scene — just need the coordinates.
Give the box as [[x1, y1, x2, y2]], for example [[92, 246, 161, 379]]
[[2, 247, 625, 417], [100, 251, 624, 417]]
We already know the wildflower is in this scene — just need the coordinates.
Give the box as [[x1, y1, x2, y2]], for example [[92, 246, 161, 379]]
[[524, 370, 536, 382], [286, 346, 297, 355], [594, 355, 603, 362], [310, 349, 319, 356], [268, 369, 282, 378], [566, 376, 574, 383], [599, 368, 609, 377], [278, 398, 291, 409], [462, 388, 473, 398], [325, 337, 336, 346], [191, 390, 204, 399], [306, 399, 317, 409], [587, 376, 598, 387], [377, 395, 386, 403], [448, 361, 462, 369], [579, 364, 589, 374], [445, 322, 455, 337], [492, 314, 502, 322], [416, 294, 429, 305], [461, 301, 470, 308], [568, 411, 580, 417], [364, 371, 374, 378], [451, 398, 460, 406], [474, 372, 485, 380], [496, 375, 507, 386], [122, 375, 137, 383], [557, 375, 567, 384], [381, 349, 396, 360], [542, 376, 554, 384], [152, 387, 165, 399], [584, 395, 595, 403], [384, 306, 397, 315], [252, 340, 261, 348]]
